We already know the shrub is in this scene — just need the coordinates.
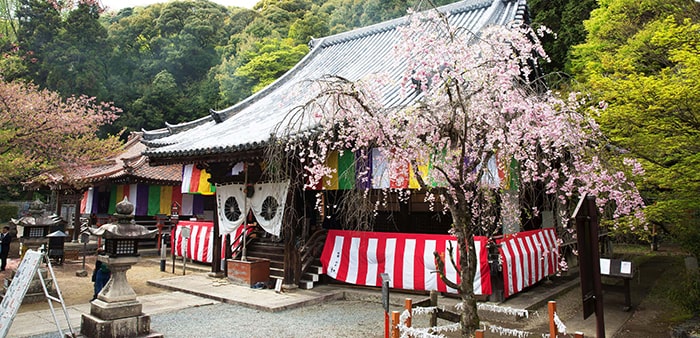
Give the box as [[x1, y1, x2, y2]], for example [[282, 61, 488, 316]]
[[0, 204, 18, 222], [669, 270, 700, 315]]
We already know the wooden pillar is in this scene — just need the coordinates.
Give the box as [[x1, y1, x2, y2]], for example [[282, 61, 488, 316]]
[[404, 298, 412, 328], [73, 194, 81, 242], [391, 311, 400, 338], [283, 185, 299, 285], [207, 162, 231, 277], [548, 301, 557, 338], [211, 213, 222, 275], [429, 290, 438, 327]]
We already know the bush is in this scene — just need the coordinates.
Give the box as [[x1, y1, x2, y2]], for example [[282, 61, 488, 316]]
[[669, 270, 700, 315], [0, 204, 18, 222]]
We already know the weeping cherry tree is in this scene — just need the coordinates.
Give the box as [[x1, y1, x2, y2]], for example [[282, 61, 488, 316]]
[[282, 9, 645, 336]]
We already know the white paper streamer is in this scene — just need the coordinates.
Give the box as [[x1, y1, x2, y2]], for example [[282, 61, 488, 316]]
[[412, 306, 439, 316], [486, 324, 532, 338], [400, 309, 411, 324], [398, 323, 461, 338], [553, 312, 567, 335], [477, 303, 530, 318]]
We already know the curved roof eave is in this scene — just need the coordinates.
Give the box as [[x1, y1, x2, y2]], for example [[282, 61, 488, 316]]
[[141, 0, 527, 163]]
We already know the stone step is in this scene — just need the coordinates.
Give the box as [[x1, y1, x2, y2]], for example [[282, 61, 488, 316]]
[[298, 280, 314, 289], [302, 272, 320, 282], [307, 265, 323, 274]]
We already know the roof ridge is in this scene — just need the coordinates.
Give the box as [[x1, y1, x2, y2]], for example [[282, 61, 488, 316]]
[[311, 0, 494, 49]]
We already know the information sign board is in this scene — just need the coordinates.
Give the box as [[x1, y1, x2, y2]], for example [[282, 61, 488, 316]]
[[0, 250, 44, 337]]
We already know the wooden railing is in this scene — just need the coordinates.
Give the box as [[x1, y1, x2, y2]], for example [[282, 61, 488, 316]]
[[230, 228, 255, 260], [299, 229, 328, 275]]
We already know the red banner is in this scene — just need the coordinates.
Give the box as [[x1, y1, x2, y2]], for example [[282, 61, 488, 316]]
[[171, 221, 254, 263], [497, 228, 559, 298], [171, 221, 215, 263], [321, 230, 491, 295]]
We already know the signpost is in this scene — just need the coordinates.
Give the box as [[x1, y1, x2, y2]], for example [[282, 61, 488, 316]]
[[76, 231, 90, 277], [181, 226, 191, 275], [380, 273, 390, 338], [160, 234, 167, 272], [600, 258, 635, 311], [575, 194, 605, 337]]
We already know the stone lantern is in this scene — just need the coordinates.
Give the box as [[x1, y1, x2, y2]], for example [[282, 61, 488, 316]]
[[79, 197, 162, 338], [11, 199, 65, 255]]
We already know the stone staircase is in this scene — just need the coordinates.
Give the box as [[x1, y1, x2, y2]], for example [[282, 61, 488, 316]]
[[300, 258, 324, 289], [244, 238, 324, 289], [243, 238, 286, 286]]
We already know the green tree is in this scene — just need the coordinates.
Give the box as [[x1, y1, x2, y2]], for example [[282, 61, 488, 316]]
[[288, 10, 329, 44], [15, 0, 62, 86], [217, 37, 307, 103], [104, 1, 233, 131], [528, 0, 598, 75], [570, 0, 700, 257], [45, 1, 110, 98]]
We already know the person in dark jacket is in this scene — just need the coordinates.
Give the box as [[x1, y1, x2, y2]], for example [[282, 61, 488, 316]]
[[92, 257, 111, 300], [0, 226, 12, 271]]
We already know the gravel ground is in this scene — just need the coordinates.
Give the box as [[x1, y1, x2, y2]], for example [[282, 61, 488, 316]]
[[150, 301, 385, 338], [28, 299, 455, 338]]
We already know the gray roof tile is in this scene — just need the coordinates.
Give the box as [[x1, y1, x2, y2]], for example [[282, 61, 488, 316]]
[[143, 0, 527, 161]]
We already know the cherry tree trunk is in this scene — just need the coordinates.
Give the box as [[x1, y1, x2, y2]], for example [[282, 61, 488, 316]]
[[453, 211, 480, 336]]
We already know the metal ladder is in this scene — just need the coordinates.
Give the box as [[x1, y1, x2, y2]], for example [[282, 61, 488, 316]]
[[36, 246, 77, 337]]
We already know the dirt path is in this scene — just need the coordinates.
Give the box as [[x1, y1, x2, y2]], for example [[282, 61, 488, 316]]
[[614, 253, 689, 337], [1, 253, 173, 314]]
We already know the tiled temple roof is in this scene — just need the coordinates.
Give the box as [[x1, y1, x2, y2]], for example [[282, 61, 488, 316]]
[[142, 0, 528, 164]]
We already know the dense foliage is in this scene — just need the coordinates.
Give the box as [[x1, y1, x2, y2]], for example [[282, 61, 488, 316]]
[[0, 0, 455, 134], [528, 0, 598, 76], [569, 0, 700, 257]]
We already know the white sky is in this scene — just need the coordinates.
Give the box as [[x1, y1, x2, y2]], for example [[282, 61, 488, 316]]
[[100, 0, 258, 11]]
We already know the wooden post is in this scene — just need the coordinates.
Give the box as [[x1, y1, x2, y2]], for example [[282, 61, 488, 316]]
[[391, 311, 400, 338], [405, 298, 412, 328], [574, 332, 585, 338], [548, 301, 557, 338], [475, 329, 485, 338], [429, 290, 438, 327], [385, 311, 390, 338]]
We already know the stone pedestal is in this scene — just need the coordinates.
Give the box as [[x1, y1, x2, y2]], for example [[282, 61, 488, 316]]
[[79, 256, 162, 338], [1, 267, 56, 303], [227, 259, 270, 287]]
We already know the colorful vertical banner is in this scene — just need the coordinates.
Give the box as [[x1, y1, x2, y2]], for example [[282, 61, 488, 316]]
[[371, 148, 390, 189], [181, 164, 215, 195], [147, 185, 161, 216], [80, 189, 94, 214], [408, 158, 430, 189], [136, 184, 149, 216], [338, 150, 356, 189], [181, 194, 194, 215], [323, 151, 339, 190], [389, 158, 410, 189], [104, 184, 182, 216]]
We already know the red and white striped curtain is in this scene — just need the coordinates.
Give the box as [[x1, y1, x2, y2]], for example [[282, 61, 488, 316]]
[[171, 221, 216, 263], [321, 230, 491, 295], [321, 228, 559, 298], [497, 228, 559, 298], [171, 220, 254, 264]]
